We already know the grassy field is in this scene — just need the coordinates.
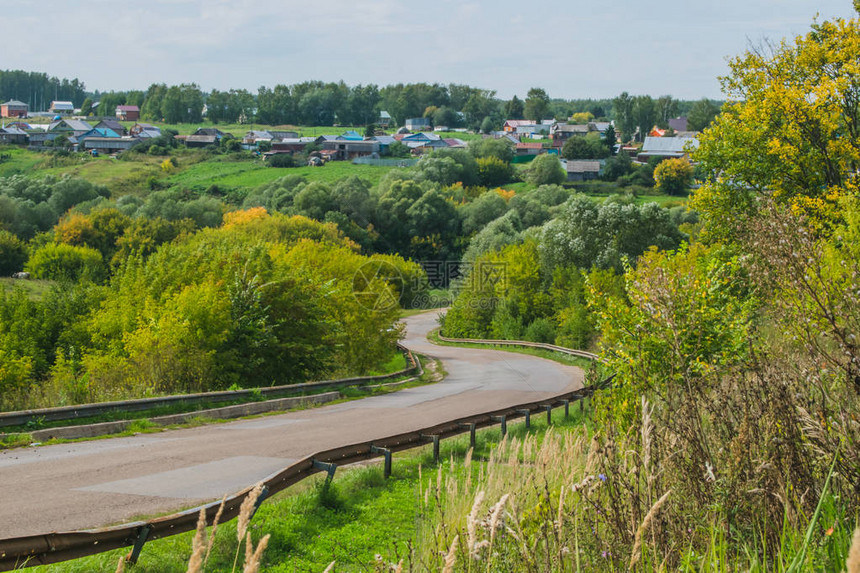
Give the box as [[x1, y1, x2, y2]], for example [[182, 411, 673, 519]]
[[166, 155, 394, 194], [0, 278, 55, 299], [0, 145, 397, 197], [0, 146, 44, 177]]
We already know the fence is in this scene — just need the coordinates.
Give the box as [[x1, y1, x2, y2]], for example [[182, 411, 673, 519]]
[[0, 342, 608, 571], [435, 333, 600, 362]]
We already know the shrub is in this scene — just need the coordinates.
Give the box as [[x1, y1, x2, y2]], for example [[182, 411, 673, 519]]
[[476, 156, 516, 187], [0, 230, 27, 275], [268, 153, 297, 168], [26, 243, 105, 282], [654, 157, 693, 195], [524, 154, 566, 186]]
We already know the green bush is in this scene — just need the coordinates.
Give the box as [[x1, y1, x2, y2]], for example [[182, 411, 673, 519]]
[[0, 230, 27, 275], [268, 153, 298, 168], [524, 154, 566, 186], [26, 243, 105, 282]]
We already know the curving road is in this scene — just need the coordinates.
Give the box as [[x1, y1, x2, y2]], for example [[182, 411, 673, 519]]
[[0, 311, 583, 538]]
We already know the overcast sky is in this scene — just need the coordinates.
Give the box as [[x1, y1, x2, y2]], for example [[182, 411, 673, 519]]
[[4, 0, 856, 100]]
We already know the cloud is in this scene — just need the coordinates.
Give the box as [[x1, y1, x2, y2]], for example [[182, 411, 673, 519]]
[[1, 0, 856, 98]]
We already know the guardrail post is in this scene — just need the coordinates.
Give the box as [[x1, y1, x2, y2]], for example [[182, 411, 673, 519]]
[[517, 409, 531, 429], [250, 485, 269, 521], [492, 415, 506, 437], [545, 405, 553, 425], [562, 400, 570, 418], [312, 459, 338, 483], [459, 422, 476, 449], [126, 524, 152, 565], [421, 434, 441, 463], [370, 445, 392, 478]]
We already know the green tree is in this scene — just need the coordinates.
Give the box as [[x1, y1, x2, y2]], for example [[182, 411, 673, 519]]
[[687, 98, 720, 131], [479, 116, 495, 134], [504, 95, 524, 119], [603, 124, 617, 154], [524, 88, 551, 122], [561, 136, 609, 160], [633, 95, 656, 142], [655, 95, 678, 128], [141, 83, 167, 121], [524, 154, 565, 186], [80, 98, 93, 117], [612, 92, 636, 143], [468, 137, 515, 163]]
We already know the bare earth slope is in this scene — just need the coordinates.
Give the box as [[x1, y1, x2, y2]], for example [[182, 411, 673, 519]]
[[0, 311, 583, 538]]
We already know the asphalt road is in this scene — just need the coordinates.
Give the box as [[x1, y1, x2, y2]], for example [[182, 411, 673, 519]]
[[0, 311, 583, 538]]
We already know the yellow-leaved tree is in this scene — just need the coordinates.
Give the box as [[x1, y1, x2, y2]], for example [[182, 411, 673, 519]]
[[693, 14, 860, 239]]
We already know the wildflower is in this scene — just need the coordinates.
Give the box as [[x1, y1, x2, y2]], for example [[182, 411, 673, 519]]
[[598, 473, 607, 482]]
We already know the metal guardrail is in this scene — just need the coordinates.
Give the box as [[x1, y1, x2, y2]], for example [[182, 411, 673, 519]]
[[0, 343, 607, 570], [435, 333, 600, 362], [0, 347, 419, 429]]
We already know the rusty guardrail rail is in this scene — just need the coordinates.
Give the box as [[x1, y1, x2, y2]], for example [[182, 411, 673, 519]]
[[0, 346, 419, 429], [0, 342, 608, 570]]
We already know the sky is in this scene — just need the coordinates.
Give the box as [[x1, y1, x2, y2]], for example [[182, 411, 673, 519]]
[[4, 0, 857, 100]]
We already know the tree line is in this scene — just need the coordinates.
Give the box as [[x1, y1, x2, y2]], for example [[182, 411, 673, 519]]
[[0, 70, 87, 109], [0, 68, 722, 133]]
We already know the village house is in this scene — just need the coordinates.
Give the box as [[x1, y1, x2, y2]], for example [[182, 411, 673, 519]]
[[668, 117, 688, 132], [270, 136, 316, 154], [268, 130, 298, 141], [516, 142, 544, 156], [243, 130, 274, 146], [1, 100, 28, 118], [372, 134, 397, 153], [551, 123, 592, 147], [49, 101, 75, 115], [94, 119, 127, 136], [115, 105, 140, 121], [638, 135, 699, 162], [320, 139, 380, 161], [378, 111, 392, 128], [49, 119, 94, 138], [76, 127, 121, 142], [80, 137, 139, 155], [405, 117, 431, 131], [564, 159, 602, 182], [0, 126, 28, 145], [177, 134, 218, 148], [503, 120, 533, 133], [129, 123, 162, 138]]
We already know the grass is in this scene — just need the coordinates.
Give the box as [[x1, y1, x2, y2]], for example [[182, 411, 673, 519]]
[[0, 145, 43, 177], [0, 278, 55, 300], [28, 398, 590, 572], [0, 349, 419, 438], [165, 154, 394, 194]]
